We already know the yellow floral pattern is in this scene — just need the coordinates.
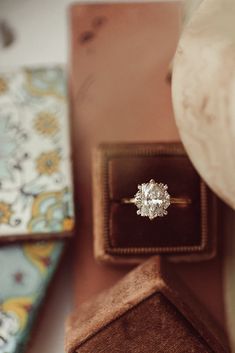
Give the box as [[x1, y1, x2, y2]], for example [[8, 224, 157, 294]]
[[0, 66, 73, 240], [24, 241, 57, 273], [27, 188, 74, 235], [34, 112, 60, 136], [0, 241, 64, 353], [0, 202, 12, 224], [36, 151, 60, 176], [2, 297, 33, 330], [63, 218, 74, 231]]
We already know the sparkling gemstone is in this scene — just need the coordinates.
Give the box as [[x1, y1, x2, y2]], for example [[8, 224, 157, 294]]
[[134, 179, 171, 220]]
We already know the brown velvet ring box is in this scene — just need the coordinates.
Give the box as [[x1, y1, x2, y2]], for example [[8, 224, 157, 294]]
[[93, 143, 217, 264], [65, 257, 229, 353]]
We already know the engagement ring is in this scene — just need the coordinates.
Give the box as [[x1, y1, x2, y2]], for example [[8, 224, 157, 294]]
[[122, 179, 191, 220]]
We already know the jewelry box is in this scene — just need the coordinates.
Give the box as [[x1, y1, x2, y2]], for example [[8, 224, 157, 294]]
[[65, 257, 229, 353], [93, 142, 217, 264]]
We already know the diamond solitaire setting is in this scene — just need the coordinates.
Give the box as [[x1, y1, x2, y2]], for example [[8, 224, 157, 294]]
[[134, 179, 171, 220], [122, 179, 191, 219]]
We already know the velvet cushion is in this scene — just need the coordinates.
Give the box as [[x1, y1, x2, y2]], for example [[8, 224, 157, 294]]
[[109, 155, 202, 248]]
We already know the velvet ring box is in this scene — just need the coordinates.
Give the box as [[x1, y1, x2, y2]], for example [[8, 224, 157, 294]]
[[93, 143, 217, 264], [65, 257, 229, 353]]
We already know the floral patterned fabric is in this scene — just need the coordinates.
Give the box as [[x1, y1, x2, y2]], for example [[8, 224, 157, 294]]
[[0, 67, 70, 352], [0, 67, 74, 239], [0, 240, 64, 353]]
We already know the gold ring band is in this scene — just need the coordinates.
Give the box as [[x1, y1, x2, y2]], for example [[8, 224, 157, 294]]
[[122, 197, 191, 206]]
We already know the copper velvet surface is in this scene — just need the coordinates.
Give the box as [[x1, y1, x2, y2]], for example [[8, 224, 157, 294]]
[[76, 295, 214, 353], [70, 1, 227, 338], [66, 257, 228, 353]]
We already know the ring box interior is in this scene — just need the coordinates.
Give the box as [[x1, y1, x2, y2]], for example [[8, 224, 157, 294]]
[[93, 143, 217, 264], [65, 257, 228, 353]]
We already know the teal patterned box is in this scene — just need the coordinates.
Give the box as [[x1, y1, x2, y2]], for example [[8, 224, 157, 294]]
[[0, 240, 64, 353], [0, 66, 74, 241], [0, 66, 72, 353]]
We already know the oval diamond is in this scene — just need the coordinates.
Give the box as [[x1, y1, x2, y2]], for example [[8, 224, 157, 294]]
[[134, 179, 171, 220]]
